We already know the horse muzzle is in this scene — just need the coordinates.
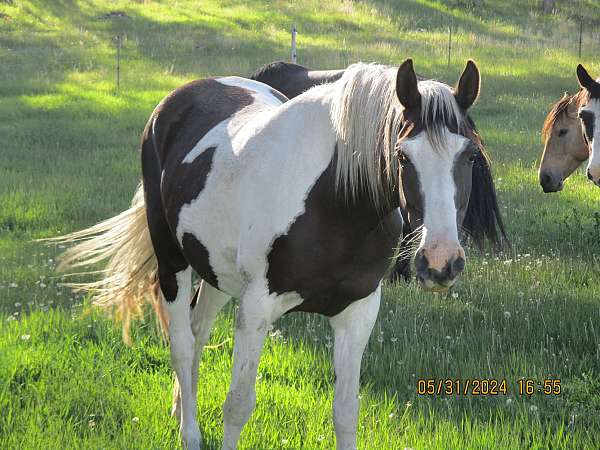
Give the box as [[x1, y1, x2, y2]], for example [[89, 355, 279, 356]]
[[539, 170, 564, 193], [415, 247, 465, 291]]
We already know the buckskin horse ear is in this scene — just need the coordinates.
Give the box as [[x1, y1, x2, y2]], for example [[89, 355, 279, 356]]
[[455, 60, 480, 110], [577, 64, 600, 98], [396, 58, 421, 111]]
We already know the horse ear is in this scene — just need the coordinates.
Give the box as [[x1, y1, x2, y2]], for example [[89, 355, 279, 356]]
[[577, 64, 600, 97], [455, 60, 480, 110], [396, 59, 421, 111]]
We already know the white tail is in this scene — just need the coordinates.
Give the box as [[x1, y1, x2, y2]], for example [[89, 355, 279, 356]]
[[46, 184, 167, 344]]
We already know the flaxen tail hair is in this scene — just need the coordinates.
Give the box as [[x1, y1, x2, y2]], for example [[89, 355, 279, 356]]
[[46, 184, 167, 344]]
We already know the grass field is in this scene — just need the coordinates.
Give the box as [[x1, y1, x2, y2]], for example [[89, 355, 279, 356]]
[[2, 1, 600, 448]]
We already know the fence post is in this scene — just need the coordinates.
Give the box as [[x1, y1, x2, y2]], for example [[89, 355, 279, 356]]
[[578, 17, 583, 59], [291, 24, 297, 63], [116, 35, 122, 94], [447, 24, 452, 68]]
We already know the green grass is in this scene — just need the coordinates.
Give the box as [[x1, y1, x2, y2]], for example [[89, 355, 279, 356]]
[[1, 1, 600, 448]]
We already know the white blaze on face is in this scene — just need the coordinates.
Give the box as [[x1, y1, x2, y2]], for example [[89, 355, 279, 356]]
[[582, 99, 600, 183], [403, 130, 468, 272]]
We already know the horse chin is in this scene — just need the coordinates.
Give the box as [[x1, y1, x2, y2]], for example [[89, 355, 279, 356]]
[[418, 277, 455, 292], [542, 181, 563, 193]]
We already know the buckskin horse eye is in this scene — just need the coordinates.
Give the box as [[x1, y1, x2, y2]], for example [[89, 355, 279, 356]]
[[558, 128, 568, 137]]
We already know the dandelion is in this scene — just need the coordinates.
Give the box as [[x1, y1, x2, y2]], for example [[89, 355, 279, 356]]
[[21, 334, 31, 341], [269, 329, 283, 340]]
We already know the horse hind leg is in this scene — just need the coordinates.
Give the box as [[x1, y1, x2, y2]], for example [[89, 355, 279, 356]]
[[172, 281, 231, 424], [160, 267, 203, 450]]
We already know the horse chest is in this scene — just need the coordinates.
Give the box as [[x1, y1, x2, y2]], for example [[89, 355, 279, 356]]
[[266, 162, 403, 316]]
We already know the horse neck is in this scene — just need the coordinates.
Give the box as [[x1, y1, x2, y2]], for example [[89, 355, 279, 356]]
[[306, 69, 345, 84], [277, 85, 401, 226]]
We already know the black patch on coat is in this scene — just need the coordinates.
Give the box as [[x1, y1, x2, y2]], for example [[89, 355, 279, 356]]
[[181, 233, 219, 289], [266, 155, 402, 316], [190, 286, 200, 309], [166, 146, 216, 217], [141, 131, 188, 302], [141, 79, 253, 298], [250, 61, 344, 99], [580, 110, 595, 143]]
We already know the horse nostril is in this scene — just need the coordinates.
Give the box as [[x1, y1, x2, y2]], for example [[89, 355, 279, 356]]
[[415, 250, 428, 274], [451, 257, 465, 278], [540, 173, 551, 186]]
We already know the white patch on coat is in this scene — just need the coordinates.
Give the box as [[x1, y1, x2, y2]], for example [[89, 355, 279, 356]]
[[401, 131, 468, 254], [175, 83, 336, 298], [581, 98, 600, 181], [216, 76, 285, 107]]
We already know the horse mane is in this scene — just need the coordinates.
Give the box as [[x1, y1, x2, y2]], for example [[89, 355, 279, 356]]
[[462, 116, 506, 247], [541, 89, 588, 143], [330, 63, 468, 208]]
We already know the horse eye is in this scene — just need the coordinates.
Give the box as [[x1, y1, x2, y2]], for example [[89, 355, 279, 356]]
[[558, 129, 568, 137], [468, 151, 477, 163], [399, 153, 410, 164]]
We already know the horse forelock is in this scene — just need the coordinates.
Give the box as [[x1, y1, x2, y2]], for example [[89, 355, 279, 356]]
[[542, 90, 589, 143], [417, 79, 468, 150]]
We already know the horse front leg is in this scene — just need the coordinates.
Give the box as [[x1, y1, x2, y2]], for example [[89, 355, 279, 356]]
[[329, 285, 381, 450], [221, 282, 300, 450]]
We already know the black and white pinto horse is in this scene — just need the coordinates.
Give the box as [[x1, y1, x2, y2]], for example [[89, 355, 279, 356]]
[[57, 59, 501, 449], [250, 61, 505, 281], [576, 64, 600, 186]]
